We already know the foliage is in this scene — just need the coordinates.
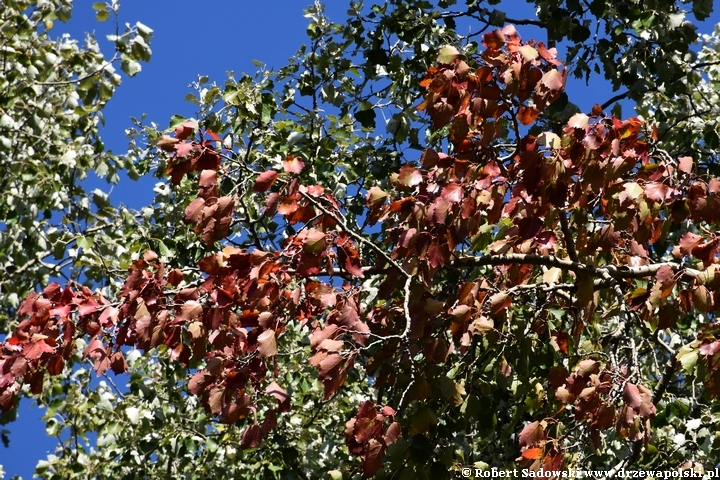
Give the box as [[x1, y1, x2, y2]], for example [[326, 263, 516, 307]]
[[2, 0, 720, 479], [0, 0, 154, 459], [0, 0, 153, 331]]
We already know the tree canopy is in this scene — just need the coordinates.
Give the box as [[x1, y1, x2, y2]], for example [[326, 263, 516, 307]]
[[2, 0, 720, 478]]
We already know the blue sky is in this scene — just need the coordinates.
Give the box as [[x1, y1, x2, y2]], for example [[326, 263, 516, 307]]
[[3, 1, 720, 478]]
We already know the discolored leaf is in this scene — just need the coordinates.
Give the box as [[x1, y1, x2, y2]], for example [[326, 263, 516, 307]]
[[437, 45, 461, 64], [398, 164, 422, 187], [257, 330, 277, 358], [518, 421, 544, 448], [253, 170, 278, 192], [282, 155, 305, 173]]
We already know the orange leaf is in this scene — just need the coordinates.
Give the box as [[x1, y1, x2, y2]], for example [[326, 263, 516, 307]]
[[522, 447, 543, 460]]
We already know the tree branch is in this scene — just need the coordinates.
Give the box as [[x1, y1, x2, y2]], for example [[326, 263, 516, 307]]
[[451, 254, 701, 281], [558, 211, 578, 263]]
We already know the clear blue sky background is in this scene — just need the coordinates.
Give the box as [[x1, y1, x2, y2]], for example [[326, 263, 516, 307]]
[[3, 1, 720, 478]]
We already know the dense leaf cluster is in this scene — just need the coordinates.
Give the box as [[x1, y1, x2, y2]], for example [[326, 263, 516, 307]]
[[3, 1, 720, 479]]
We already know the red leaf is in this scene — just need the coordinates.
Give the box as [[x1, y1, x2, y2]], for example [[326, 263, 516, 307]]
[[42, 282, 62, 300], [24, 339, 56, 360], [362, 439, 385, 477], [623, 383, 642, 409], [265, 381, 291, 412], [302, 229, 327, 255], [282, 155, 305, 173], [678, 156, 693, 174], [18, 293, 39, 316], [518, 421, 544, 448], [198, 169, 217, 188], [398, 164, 422, 187], [174, 120, 197, 141], [482, 29, 505, 50], [240, 424, 263, 449], [46, 355, 65, 375], [441, 183, 463, 203], [383, 422, 402, 446], [675, 232, 703, 257], [253, 170, 278, 192]]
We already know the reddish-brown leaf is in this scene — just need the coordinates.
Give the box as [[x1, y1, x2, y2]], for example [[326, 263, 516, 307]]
[[489, 292, 511, 314], [567, 113, 589, 130], [362, 439, 385, 477], [184, 197, 206, 223], [198, 169, 217, 188], [277, 196, 299, 216], [179, 300, 203, 321], [302, 229, 327, 255], [518, 421, 544, 448], [441, 183, 463, 203], [383, 422, 402, 446], [623, 383, 642, 409], [157, 135, 180, 152], [692, 285, 713, 313], [265, 381, 291, 412], [366, 186, 388, 209], [675, 232, 703, 257], [482, 29, 505, 50], [644, 182, 669, 202], [240, 424, 263, 449], [518, 106, 540, 125], [174, 120, 197, 141], [398, 164, 422, 187], [207, 386, 225, 415], [253, 170, 278, 192], [540, 69, 565, 91], [110, 351, 128, 375], [700, 340, 720, 356]]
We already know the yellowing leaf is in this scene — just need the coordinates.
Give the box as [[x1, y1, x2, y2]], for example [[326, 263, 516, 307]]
[[537, 131, 561, 149], [437, 45, 461, 64]]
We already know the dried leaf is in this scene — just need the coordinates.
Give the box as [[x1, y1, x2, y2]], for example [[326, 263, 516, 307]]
[[257, 330, 277, 358]]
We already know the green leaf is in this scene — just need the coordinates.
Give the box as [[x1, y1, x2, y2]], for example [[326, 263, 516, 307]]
[[121, 59, 141, 77]]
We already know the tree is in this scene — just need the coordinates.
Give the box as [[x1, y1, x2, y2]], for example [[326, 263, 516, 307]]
[[0, 0, 154, 456], [2, 0, 720, 478]]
